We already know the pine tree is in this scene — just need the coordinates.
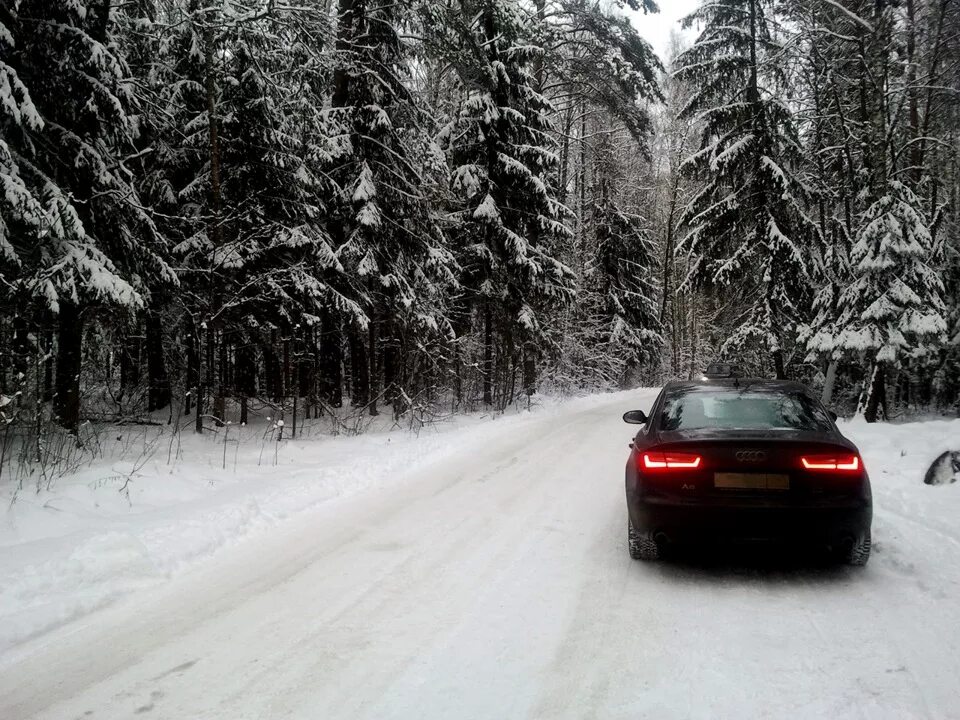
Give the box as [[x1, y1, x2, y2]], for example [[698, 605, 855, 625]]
[[675, 0, 817, 378], [789, 0, 950, 419], [329, 0, 458, 416], [786, 0, 864, 404], [590, 131, 662, 383], [1, 0, 176, 430], [541, 0, 663, 142], [434, 0, 576, 405], [835, 181, 947, 420], [141, 1, 360, 427]]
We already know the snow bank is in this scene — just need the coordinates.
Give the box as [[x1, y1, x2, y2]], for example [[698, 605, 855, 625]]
[[2, 396, 957, 658], [839, 416, 960, 557], [0, 393, 626, 655]]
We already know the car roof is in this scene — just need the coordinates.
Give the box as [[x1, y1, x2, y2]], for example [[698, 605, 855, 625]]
[[663, 378, 817, 396]]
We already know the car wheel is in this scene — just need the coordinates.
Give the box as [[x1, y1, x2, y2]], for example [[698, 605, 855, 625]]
[[843, 530, 871, 566], [628, 518, 659, 561]]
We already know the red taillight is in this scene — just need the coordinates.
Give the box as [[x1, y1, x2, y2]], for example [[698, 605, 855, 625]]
[[641, 452, 702, 470], [800, 454, 861, 472]]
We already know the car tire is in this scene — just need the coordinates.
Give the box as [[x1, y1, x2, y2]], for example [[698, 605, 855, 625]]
[[628, 518, 659, 561], [843, 530, 871, 566]]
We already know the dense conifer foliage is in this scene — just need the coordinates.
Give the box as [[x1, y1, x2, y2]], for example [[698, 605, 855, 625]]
[[1, 0, 958, 447]]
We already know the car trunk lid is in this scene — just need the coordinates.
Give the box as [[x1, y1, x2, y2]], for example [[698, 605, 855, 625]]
[[646, 431, 862, 498]]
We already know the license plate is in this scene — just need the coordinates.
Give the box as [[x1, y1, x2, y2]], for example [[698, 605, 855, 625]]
[[714, 472, 790, 490]]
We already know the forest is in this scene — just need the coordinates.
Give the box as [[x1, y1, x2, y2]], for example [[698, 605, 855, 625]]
[[1, 0, 958, 457]]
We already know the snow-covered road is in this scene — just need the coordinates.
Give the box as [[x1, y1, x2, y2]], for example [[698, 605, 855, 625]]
[[2, 390, 960, 719]]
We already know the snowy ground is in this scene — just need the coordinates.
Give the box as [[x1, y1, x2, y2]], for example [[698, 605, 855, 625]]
[[1, 390, 959, 719]]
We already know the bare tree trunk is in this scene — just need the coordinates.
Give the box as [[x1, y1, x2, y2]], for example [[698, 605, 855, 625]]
[[349, 327, 369, 408], [331, 0, 359, 108], [204, 28, 224, 249], [118, 321, 140, 402], [659, 161, 683, 326], [145, 308, 171, 411], [195, 328, 204, 432], [453, 337, 463, 408], [281, 335, 292, 425], [772, 347, 786, 380], [822, 358, 839, 406], [382, 320, 401, 417], [213, 332, 225, 425], [483, 303, 493, 406], [42, 328, 53, 402], [863, 360, 888, 423], [368, 314, 379, 417], [236, 344, 256, 426], [558, 106, 573, 204], [522, 344, 536, 398], [54, 303, 82, 433], [198, 22, 224, 432], [185, 325, 198, 417], [904, 0, 923, 185], [688, 297, 698, 380], [319, 310, 343, 408]]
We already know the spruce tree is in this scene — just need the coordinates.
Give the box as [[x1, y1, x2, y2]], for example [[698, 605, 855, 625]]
[[590, 132, 662, 382], [1, 0, 175, 430], [835, 181, 947, 420], [329, 0, 457, 415], [675, 0, 817, 378], [435, 0, 576, 404]]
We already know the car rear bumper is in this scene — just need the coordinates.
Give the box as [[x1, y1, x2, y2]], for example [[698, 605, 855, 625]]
[[627, 494, 872, 546]]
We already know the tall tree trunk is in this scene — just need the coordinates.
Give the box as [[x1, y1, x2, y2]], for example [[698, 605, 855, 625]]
[[349, 327, 369, 408], [382, 321, 402, 417], [522, 344, 536, 398], [195, 330, 204, 432], [688, 297, 698, 380], [453, 335, 463, 408], [236, 344, 256, 426], [185, 325, 198, 416], [11, 312, 30, 385], [368, 314, 379, 416], [822, 358, 839, 406], [204, 28, 224, 250], [483, 302, 493, 406], [119, 322, 141, 401], [213, 333, 226, 425], [264, 331, 282, 402], [54, 303, 83, 433], [863, 360, 888, 423], [145, 308, 171, 411], [772, 347, 786, 380], [331, 0, 360, 108], [558, 106, 573, 204], [906, 0, 921, 185], [659, 168, 681, 326], [203, 22, 224, 430], [283, 335, 291, 414], [319, 310, 343, 408], [916, 0, 950, 177], [194, 323, 211, 432], [42, 328, 53, 403], [291, 333, 301, 436]]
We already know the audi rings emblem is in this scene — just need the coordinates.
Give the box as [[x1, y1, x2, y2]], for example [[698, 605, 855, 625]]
[[736, 450, 767, 463]]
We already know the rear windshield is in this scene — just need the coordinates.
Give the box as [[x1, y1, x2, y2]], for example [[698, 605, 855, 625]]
[[659, 387, 833, 432]]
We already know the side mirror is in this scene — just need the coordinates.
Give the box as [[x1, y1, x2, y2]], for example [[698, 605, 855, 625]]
[[623, 410, 648, 425]]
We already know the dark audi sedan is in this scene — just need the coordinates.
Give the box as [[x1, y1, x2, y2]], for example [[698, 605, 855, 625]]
[[623, 377, 872, 565]]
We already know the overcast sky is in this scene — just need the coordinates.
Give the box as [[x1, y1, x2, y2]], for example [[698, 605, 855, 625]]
[[629, 0, 700, 65]]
